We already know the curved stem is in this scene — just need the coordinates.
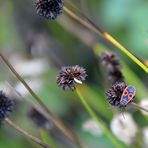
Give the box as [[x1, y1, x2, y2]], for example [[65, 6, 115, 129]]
[[76, 89, 125, 148], [131, 102, 148, 112], [0, 52, 82, 148], [5, 118, 49, 148], [63, 6, 148, 73]]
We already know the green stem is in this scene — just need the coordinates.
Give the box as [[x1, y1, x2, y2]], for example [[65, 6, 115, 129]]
[[103, 33, 148, 74], [63, 6, 148, 73], [76, 89, 125, 148]]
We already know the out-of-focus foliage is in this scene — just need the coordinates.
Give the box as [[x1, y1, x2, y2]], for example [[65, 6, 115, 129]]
[[0, 0, 147, 148]]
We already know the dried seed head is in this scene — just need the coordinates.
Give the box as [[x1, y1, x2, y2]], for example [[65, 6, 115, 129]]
[[0, 91, 14, 122], [56, 65, 87, 91], [106, 81, 126, 107], [100, 52, 120, 68], [100, 52, 124, 83], [107, 69, 124, 83], [34, 0, 64, 20], [28, 108, 48, 127]]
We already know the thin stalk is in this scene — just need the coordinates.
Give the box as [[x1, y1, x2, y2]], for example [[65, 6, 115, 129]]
[[131, 102, 148, 112], [103, 33, 148, 74], [7, 82, 52, 122], [63, 6, 148, 73], [63, 7, 101, 35], [0, 52, 82, 148], [76, 89, 124, 148], [5, 118, 49, 148], [65, 0, 104, 34]]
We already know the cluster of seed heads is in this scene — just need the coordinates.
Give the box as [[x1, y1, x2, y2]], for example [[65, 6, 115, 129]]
[[100, 52, 124, 84], [100, 52, 136, 108]]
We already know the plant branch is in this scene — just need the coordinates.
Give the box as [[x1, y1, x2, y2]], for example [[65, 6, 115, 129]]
[[5, 118, 49, 148], [131, 102, 148, 112], [103, 33, 148, 73], [65, 0, 104, 34], [63, 5, 148, 73], [0, 52, 82, 148], [63, 7, 101, 35]]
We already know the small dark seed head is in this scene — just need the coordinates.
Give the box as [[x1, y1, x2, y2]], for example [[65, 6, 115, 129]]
[[106, 81, 126, 107], [56, 65, 87, 91], [34, 0, 64, 20], [100, 52, 120, 68], [0, 91, 14, 122], [28, 108, 48, 127], [100, 52, 124, 84], [107, 68, 124, 83]]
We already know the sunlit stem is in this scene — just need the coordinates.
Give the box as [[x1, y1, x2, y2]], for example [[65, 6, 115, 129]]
[[63, 6, 148, 73]]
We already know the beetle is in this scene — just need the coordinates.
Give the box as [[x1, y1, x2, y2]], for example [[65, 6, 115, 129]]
[[119, 85, 136, 107]]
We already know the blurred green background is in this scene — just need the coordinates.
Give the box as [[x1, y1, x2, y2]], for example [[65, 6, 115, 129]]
[[0, 0, 148, 148]]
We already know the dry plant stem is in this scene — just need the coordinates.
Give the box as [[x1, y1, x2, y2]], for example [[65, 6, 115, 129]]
[[63, 7, 100, 35], [131, 102, 148, 112], [65, 0, 104, 34], [0, 52, 82, 148], [7, 82, 51, 122], [63, 6, 148, 73], [8, 83, 82, 148], [5, 118, 49, 148]]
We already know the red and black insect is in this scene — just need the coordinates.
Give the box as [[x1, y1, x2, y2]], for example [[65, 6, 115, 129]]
[[119, 85, 136, 107]]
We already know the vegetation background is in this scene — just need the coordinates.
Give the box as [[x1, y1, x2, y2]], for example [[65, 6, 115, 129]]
[[0, 0, 148, 148]]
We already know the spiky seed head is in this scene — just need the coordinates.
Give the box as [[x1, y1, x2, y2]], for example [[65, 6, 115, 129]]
[[34, 0, 64, 20], [0, 91, 14, 122], [100, 52, 124, 84], [56, 65, 87, 91], [106, 81, 126, 107]]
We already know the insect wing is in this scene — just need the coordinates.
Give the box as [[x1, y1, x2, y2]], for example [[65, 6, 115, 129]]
[[120, 85, 136, 107]]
